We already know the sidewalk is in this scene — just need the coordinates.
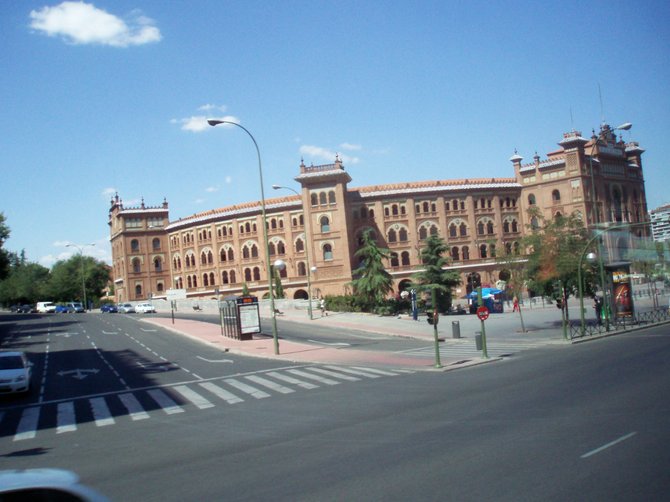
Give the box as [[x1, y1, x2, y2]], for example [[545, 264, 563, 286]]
[[142, 301, 575, 371]]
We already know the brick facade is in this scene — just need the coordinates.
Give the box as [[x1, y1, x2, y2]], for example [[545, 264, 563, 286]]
[[108, 124, 648, 303]]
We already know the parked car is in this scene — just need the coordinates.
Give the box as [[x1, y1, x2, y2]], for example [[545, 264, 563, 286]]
[[55, 305, 69, 313], [118, 303, 135, 313], [36, 301, 57, 313], [100, 304, 118, 313], [0, 351, 31, 394], [16, 304, 34, 313], [135, 302, 156, 314], [65, 302, 85, 313]]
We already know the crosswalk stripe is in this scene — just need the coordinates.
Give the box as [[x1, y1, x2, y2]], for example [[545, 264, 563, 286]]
[[245, 375, 295, 394], [198, 382, 244, 404], [57, 402, 77, 433], [147, 389, 185, 414], [323, 366, 381, 378], [118, 393, 150, 420], [288, 369, 339, 386], [350, 366, 399, 376], [266, 371, 319, 390], [307, 367, 360, 382], [173, 385, 215, 409], [225, 378, 270, 399], [14, 407, 39, 441], [90, 397, 115, 427]]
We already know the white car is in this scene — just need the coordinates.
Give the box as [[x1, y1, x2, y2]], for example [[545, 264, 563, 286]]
[[36, 301, 56, 313], [134, 303, 156, 314], [117, 303, 135, 313], [0, 351, 32, 394]]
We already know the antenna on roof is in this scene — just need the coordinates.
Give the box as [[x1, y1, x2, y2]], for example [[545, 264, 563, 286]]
[[598, 83, 605, 125], [570, 107, 575, 131]]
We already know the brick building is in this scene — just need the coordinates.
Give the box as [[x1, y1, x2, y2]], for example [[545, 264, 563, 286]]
[[108, 123, 648, 303]]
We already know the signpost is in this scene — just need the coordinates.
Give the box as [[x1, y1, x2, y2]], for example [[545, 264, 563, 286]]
[[477, 288, 489, 358]]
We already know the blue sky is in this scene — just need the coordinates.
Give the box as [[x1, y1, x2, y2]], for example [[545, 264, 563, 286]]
[[2, 0, 669, 267]]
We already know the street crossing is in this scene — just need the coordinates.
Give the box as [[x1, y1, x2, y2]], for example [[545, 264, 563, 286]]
[[0, 365, 409, 442], [398, 337, 565, 360]]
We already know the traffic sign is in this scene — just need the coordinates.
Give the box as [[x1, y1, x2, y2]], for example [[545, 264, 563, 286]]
[[476, 306, 489, 321]]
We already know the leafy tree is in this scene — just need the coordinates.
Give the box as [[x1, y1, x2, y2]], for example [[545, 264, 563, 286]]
[[47, 256, 110, 304], [522, 208, 592, 317], [0, 213, 10, 280], [0, 256, 50, 306], [350, 228, 394, 308], [412, 235, 461, 313], [241, 282, 250, 296]]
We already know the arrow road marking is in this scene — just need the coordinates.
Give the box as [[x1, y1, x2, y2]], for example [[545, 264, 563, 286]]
[[57, 369, 100, 380]]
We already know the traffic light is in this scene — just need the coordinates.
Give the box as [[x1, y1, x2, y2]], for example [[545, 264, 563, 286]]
[[426, 311, 434, 325]]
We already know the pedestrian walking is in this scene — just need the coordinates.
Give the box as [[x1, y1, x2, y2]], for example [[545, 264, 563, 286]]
[[512, 295, 520, 312], [320, 298, 327, 317]]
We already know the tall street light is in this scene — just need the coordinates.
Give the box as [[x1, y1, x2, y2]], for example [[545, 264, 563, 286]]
[[67, 243, 95, 311], [272, 184, 314, 320], [587, 122, 632, 330], [207, 119, 280, 355]]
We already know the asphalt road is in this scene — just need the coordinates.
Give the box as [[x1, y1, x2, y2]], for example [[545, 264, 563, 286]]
[[1, 313, 668, 501]]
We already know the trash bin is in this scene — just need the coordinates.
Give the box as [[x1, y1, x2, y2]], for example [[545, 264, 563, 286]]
[[452, 320, 461, 339], [475, 332, 482, 351]]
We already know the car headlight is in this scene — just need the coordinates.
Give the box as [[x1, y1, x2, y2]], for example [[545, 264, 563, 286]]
[[16, 375, 26, 382]]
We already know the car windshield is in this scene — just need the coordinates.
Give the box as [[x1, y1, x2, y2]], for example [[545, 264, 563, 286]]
[[0, 356, 24, 370]]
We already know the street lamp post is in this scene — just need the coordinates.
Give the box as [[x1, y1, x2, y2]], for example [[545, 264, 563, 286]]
[[272, 184, 314, 320], [207, 119, 280, 355], [67, 243, 95, 311]]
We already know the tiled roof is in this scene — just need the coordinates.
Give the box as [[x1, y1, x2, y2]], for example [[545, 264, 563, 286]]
[[351, 178, 520, 198]]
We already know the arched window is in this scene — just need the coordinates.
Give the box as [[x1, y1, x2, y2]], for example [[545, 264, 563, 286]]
[[297, 262, 307, 276], [462, 246, 470, 260], [419, 226, 427, 240], [152, 238, 160, 250], [187, 276, 192, 288], [401, 251, 410, 266], [153, 257, 162, 272], [319, 192, 327, 205], [311, 193, 318, 206], [222, 271, 229, 284], [451, 246, 459, 261], [449, 224, 457, 237], [399, 228, 408, 241], [131, 239, 139, 252], [132, 258, 141, 273], [228, 249, 234, 261], [505, 242, 512, 255], [423, 201, 430, 213], [388, 228, 397, 243], [251, 244, 258, 258], [271, 218, 277, 230], [244, 268, 252, 282], [135, 284, 142, 297], [460, 222, 467, 236], [503, 220, 510, 233], [429, 225, 438, 236], [531, 216, 540, 229], [253, 267, 261, 281], [203, 273, 209, 287], [320, 216, 330, 233], [513, 242, 520, 255], [478, 222, 485, 235], [528, 194, 536, 206], [390, 252, 399, 267], [277, 242, 285, 255], [323, 243, 333, 260], [296, 238, 304, 253], [552, 190, 561, 202], [230, 270, 236, 283], [328, 191, 336, 204], [479, 244, 488, 259], [512, 219, 518, 232], [487, 221, 494, 234], [392, 204, 399, 215], [220, 248, 227, 262], [268, 242, 276, 256], [242, 246, 249, 259]]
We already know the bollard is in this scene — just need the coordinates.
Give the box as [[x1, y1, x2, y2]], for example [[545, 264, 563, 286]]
[[452, 320, 461, 339], [475, 332, 482, 351]]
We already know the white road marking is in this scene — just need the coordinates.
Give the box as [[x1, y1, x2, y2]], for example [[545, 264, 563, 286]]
[[118, 393, 150, 420], [323, 365, 381, 378], [351, 366, 399, 376], [173, 385, 215, 409], [224, 378, 270, 399], [197, 356, 234, 363], [581, 432, 638, 459], [147, 389, 184, 414], [307, 367, 360, 382], [56, 402, 77, 433], [266, 371, 319, 390], [14, 407, 40, 441], [90, 397, 115, 427], [287, 369, 339, 386], [199, 382, 244, 404], [245, 375, 295, 394]]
